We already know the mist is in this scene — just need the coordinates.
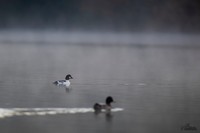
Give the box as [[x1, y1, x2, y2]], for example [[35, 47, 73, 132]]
[[0, 0, 200, 47], [0, 30, 200, 46]]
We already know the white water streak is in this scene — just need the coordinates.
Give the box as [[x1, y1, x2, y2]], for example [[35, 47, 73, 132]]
[[0, 108, 124, 119]]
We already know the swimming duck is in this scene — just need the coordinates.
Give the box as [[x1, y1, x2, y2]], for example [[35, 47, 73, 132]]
[[53, 74, 73, 88], [93, 96, 115, 112]]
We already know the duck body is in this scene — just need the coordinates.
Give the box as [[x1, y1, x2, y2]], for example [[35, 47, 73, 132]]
[[93, 96, 114, 112], [54, 80, 70, 87], [53, 74, 73, 88], [93, 103, 112, 110]]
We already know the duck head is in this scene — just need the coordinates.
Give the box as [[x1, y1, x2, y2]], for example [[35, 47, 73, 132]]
[[65, 74, 73, 80], [106, 96, 114, 106]]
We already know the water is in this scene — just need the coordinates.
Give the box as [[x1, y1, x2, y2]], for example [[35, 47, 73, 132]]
[[0, 42, 200, 133]]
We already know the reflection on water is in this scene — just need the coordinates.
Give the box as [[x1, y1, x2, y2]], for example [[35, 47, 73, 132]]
[[0, 43, 200, 133]]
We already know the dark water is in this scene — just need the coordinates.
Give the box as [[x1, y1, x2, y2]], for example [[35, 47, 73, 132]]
[[0, 43, 200, 133]]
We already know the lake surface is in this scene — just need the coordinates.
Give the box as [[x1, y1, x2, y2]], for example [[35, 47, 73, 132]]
[[0, 42, 200, 133]]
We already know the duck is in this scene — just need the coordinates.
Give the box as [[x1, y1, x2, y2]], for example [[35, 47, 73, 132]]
[[93, 96, 115, 112], [53, 74, 73, 88]]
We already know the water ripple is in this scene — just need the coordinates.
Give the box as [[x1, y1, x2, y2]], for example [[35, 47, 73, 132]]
[[0, 108, 124, 119]]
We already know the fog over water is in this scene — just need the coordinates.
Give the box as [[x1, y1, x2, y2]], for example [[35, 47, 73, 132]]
[[0, 30, 200, 46]]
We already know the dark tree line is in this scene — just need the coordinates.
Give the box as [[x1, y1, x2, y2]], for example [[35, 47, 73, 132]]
[[0, 0, 200, 32]]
